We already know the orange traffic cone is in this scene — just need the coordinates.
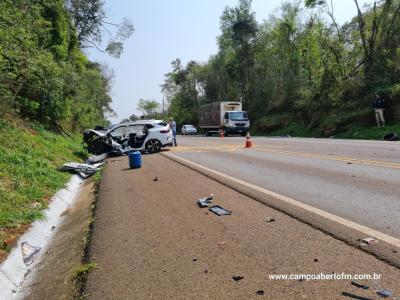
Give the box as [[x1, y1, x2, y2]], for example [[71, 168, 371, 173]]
[[219, 128, 224, 138], [245, 132, 252, 148]]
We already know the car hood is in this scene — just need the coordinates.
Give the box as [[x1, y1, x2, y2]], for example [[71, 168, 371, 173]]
[[84, 129, 107, 137]]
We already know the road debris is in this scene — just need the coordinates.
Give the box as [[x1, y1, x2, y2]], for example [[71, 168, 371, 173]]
[[209, 205, 232, 216], [21, 242, 41, 266], [361, 237, 379, 245], [266, 217, 275, 222], [341, 291, 373, 300], [351, 281, 369, 290], [58, 162, 104, 178], [197, 194, 214, 208], [192, 258, 198, 262], [256, 290, 265, 295], [232, 276, 244, 281], [383, 132, 399, 141], [153, 176, 158, 182], [86, 153, 107, 164], [376, 289, 392, 298]]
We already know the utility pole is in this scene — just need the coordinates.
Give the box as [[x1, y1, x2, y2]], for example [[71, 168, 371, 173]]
[[162, 93, 165, 119]]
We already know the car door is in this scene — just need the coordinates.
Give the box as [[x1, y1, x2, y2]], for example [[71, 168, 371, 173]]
[[127, 124, 148, 148], [109, 125, 128, 143]]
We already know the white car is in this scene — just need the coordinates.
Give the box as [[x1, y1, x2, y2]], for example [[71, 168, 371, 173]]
[[181, 124, 198, 135], [83, 120, 173, 154]]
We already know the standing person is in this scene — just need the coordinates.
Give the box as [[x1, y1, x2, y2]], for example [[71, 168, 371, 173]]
[[169, 117, 177, 146], [372, 93, 386, 127]]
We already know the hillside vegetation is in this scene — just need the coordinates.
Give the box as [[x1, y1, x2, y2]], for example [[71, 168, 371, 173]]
[[0, 119, 85, 261], [162, 0, 400, 137], [0, 0, 133, 261]]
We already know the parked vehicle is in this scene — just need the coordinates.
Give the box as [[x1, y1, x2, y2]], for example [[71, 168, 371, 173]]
[[181, 124, 198, 135], [199, 102, 250, 136], [83, 120, 173, 155]]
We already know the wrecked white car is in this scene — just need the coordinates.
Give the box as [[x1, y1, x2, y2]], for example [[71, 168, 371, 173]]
[[83, 120, 174, 155]]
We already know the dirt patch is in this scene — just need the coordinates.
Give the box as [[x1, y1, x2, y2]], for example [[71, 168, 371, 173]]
[[20, 179, 96, 300]]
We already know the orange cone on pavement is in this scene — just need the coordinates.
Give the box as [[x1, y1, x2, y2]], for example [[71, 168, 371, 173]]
[[219, 128, 224, 138], [245, 132, 252, 148]]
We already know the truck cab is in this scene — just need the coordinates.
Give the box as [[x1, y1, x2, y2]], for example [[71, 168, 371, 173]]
[[223, 110, 250, 136]]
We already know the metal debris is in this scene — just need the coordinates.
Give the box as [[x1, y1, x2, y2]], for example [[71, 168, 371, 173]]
[[86, 153, 107, 164], [376, 289, 392, 298], [209, 205, 232, 216], [58, 162, 104, 179], [21, 242, 41, 266], [266, 217, 275, 222], [197, 194, 214, 208], [351, 281, 369, 290], [361, 237, 379, 245], [341, 291, 373, 300]]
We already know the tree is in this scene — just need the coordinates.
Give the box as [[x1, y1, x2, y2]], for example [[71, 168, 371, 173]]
[[64, 0, 134, 58], [137, 99, 160, 117]]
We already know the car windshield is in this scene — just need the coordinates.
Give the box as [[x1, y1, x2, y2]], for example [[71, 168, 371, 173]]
[[186, 125, 195, 129], [156, 121, 168, 127], [229, 112, 248, 120]]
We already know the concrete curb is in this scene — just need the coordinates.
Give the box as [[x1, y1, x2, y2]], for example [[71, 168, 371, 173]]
[[0, 175, 83, 299], [161, 152, 400, 269]]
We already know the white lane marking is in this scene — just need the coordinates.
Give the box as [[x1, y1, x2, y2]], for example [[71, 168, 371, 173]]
[[164, 152, 400, 248]]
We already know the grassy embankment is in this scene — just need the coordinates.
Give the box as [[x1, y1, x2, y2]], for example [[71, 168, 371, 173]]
[[0, 118, 87, 261]]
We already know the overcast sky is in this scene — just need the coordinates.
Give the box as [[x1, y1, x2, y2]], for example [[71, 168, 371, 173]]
[[88, 0, 375, 123]]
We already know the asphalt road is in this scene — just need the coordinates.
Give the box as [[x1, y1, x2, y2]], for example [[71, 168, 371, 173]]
[[171, 136, 400, 239], [86, 154, 400, 299]]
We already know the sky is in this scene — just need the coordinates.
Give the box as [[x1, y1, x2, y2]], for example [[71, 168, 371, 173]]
[[88, 0, 376, 123]]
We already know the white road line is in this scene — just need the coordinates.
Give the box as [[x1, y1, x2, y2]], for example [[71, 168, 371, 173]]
[[164, 152, 400, 248]]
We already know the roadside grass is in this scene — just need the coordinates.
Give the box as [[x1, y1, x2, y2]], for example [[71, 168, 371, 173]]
[[0, 118, 86, 261], [257, 122, 400, 141], [74, 262, 98, 279]]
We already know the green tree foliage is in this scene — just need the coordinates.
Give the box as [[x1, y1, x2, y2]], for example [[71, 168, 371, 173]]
[[0, 0, 131, 131], [137, 99, 160, 118], [164, 0, 400, 135]]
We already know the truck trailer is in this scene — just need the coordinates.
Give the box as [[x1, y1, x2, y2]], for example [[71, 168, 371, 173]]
[[199, 102, 250, 136]]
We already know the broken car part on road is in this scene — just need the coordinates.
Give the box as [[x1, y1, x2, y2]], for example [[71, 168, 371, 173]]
[[58, 162, 104, 179], [209, 205, 232, 216], [197, 194, 214, 208]]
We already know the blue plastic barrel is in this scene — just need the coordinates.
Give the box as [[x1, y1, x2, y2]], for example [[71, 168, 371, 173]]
[[128, 151, 142, 169]]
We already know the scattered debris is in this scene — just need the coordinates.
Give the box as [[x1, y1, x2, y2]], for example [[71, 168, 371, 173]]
[[351, 281, 369, 290], [197, 194, 214, 208], [153, 176, 158, 182], [361, 237, 379, 245], [204, 270, 208, 273], [347, 162, 352, 165], [209, 205, 232, 216], [256, 290, 265, 296], [192, 258, 198, 262], [341, 291, 373, 300], [217, 241, 226, 246], [376, 289, 392, 298], [86, 153, 107, 164], [51, 226, 56, 231], [384, 133, 399, 141], [232, 276, 244, 281], [313, 258, 318, 262], [58, 162, 104, 179], [266, 217, 275, 222], [392, 250, 398, 254], [21, 242, 41, 266]]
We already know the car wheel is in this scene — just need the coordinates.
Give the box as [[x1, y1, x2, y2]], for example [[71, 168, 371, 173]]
[[146, 139, 161, 153]]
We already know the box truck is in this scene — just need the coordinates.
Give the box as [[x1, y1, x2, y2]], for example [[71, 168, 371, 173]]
[[199, 102, 250, 136]]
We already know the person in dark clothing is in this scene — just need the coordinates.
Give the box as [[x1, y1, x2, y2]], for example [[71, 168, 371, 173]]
[[372, 94, 386, 127]]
